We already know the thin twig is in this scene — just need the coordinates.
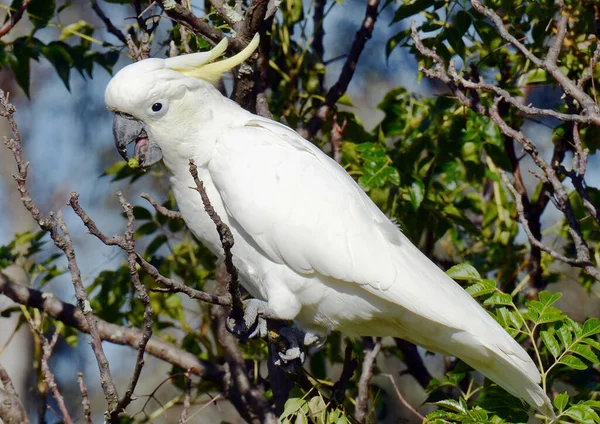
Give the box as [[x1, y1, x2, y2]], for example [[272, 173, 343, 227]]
[[384, 374, 424, 421], [189, 160, 244, 319], [90, 0, 128, 44], [355, 337, 381, 423], [141, 192, 183, 220], [330, 114, 347, 164], [332, 342, 358, 405], [178, 370, 192, 424], [211, 263, 277, 424], [0, 91, 120, 411], [23, 318, 73, 424], [111, 193, 154, 419], [0, 274, 226, 382], [0, 0, 32, 38], [303, 0, 380, 139], [470, 0, 600, 115], [155, 0, 246, 51], [68, 194, 230, 306], [77, 372, 93, 424]]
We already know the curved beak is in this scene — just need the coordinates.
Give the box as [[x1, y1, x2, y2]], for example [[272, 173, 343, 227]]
[[113, 113, 163, 167]]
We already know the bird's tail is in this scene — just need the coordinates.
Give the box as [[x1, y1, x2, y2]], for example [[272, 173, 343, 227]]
[[451, 330, 555, 419]]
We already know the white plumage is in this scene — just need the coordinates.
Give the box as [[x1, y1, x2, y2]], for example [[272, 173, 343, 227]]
[[104, 38, 555, 418]]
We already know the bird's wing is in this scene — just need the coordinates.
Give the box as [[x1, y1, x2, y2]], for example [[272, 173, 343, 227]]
[[210, 118, 484, 331], [208, 118, 552, 416]]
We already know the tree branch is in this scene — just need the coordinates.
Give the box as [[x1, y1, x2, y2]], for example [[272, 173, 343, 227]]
[[332, 342, 358, 405], [355, 337, 381, 423], [141, 192, 182, 220], [23, 320, 72, 424], [77, 372, 92, 424], [90, 0, 127, 44], [189, 160, 245, 320], [0, 360, 30, 424], [1, 91, 120, 411], [211, 263, 277, 424], [303, 0, 380, 139], [470, 0, 600, 117], [0, 274, 226, 382], [0, 0, 32, 38], [155, 0, 246, 52]]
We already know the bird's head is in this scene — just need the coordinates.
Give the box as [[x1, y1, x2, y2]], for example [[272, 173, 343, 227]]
[[104, 34, 259, 168]]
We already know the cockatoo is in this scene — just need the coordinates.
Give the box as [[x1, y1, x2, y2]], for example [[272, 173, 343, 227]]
[[105, 34, 554, 418]]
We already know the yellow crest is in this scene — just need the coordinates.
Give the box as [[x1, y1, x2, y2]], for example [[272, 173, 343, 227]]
[[165, 34, 260, 84]]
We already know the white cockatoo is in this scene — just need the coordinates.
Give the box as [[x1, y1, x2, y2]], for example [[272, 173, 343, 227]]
[[105, 35, 554, 418]]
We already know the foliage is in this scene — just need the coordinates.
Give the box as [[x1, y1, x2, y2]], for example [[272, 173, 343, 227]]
[[1, 0, 600, 423]]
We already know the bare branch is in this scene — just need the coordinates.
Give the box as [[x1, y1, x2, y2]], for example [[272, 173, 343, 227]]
[[77, 372, 93, 424], [312, 0, 327, 93], [23, 315, 73, 424], [0, 274, 226, 382], [500, 171, 597, 275], [211, 264, 277, 424], [91, 0, 127, 44], [141, 192, 183, 220], [0, 360, 30, 424], [355, 337, 381, 423], [394, 338, 433, 389], [0, 91, 120, 411], [155, 0, 246, 52], [330, 114, 347, 164], [68, 193, 230, 306], [0, 0, 32, 38], [189, 160, 245, 320], [470, 0, 600, 115], [111, 193, 154, 419], [303, 0, 380, 139], [178, 370, 193, 424], [188, 161, 276, 423], [332, 342, 358, 405], [384, 374, 424, 421]]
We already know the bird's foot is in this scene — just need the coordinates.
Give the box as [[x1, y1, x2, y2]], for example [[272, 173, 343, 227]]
[[269, 326, 325, 372], [226, 298, 269, 339]]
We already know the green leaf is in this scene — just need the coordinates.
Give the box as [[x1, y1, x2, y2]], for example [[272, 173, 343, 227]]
[[554, 393, 569, 412], [540, 330, 561, 358], [556, 324, 573, 348], [582, 337, 600, 352], [560, 354, 588, 370], [446, 263, 481, 281], [582, 318, 600, 337], [446, 27, 466, 58], [280, 397, 308, 419], [565, 405, 600, 424], [135, 222, 158, 237], [132, 206, 153, 220], [571, 344, 599, 363], [408, 180, 424, 210], [103, 161, 127, 175], [41, 42, 73, 90], [484, 292, 513, 306], [145, 234, 167, 256], [539, 291, 562, 307], [28, 0, 55, 28], [432, 399, 468, 414], [465, 279, 496, 297], [391, 0, 436, 23]]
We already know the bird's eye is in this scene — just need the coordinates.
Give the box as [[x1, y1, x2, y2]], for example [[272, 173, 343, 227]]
[[152, 103, 163, 112]]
